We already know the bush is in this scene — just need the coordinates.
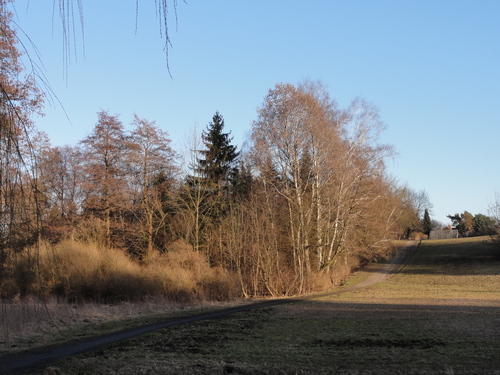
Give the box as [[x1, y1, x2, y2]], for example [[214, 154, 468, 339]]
[[144, 239, 240, 302]]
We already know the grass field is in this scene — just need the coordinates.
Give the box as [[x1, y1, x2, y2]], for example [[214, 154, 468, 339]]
[[11, 237, 500, 374]]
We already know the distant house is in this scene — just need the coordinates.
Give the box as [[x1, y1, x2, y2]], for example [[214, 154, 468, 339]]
[[429, 229, 459, 240]]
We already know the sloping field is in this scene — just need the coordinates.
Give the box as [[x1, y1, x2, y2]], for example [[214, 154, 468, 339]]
[[4, 237, 500, 374]]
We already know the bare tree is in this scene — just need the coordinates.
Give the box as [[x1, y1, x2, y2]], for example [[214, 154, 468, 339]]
[[397, 186, 432, 239], [37, 144, 83, 242], [251, 82, 349, 291], [0, 1, 44, 261], [490, 193, 500, 223], [79, 110, 129, 247], [317, 97, 394, 270], [252, 83, 316, 291], [251, 81, 396, 292], [489, 193, 500, 248], [177, 128, 216, 254], [128, 114, 177, 256]]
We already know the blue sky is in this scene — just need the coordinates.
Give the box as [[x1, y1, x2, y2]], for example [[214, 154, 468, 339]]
[[13, 1, 500, 224]]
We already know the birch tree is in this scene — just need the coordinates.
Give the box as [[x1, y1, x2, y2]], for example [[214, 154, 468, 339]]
[[251, 82, 338, 291], [316, 97, 393, 271], [251, 81, 394, 291], [178, 128, 214, 254]]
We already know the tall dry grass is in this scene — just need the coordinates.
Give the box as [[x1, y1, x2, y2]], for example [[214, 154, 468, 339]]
[[1, 239, 240, 304]]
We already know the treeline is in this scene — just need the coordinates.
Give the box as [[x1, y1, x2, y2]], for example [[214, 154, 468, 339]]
[[446, 211, 497, 237], [0, 4, 429, 302], [0, 84, 429, 301]]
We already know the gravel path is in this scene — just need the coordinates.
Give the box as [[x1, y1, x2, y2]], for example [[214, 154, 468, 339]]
[[0, 241, 419, 375]]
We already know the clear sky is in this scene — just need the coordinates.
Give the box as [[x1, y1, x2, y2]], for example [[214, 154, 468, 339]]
[[12, 0, 500, 225]]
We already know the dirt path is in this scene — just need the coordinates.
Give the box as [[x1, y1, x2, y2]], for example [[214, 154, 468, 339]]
[[0, 241, 419, 375], [351, 240, 419, 289]]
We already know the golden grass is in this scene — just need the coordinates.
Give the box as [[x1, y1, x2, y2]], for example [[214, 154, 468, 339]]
[[5, 239, 240, 303]]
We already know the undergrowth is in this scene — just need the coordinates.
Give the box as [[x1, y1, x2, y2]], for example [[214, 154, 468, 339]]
[[1, 239, 240, 304]]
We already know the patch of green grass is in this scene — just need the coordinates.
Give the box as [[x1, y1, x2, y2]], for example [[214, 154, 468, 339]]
[[25, 237, 500, 374]]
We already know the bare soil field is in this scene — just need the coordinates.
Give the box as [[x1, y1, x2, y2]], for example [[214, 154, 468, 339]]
[[2, 238, 499, 374]]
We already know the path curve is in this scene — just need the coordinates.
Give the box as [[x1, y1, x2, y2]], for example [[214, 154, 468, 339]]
[[0, 241, 419, 375]]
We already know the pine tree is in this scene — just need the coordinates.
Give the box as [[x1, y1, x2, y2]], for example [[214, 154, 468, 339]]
[[194, 111, 240, 218], [423, 208, 432, 236], [182, 112, 240, 253], [197, 111, 240, 192], [230, 161, 253, 201]]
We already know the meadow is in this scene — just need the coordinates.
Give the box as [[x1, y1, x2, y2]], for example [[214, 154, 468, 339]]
[[2, 237, 500, 374]]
